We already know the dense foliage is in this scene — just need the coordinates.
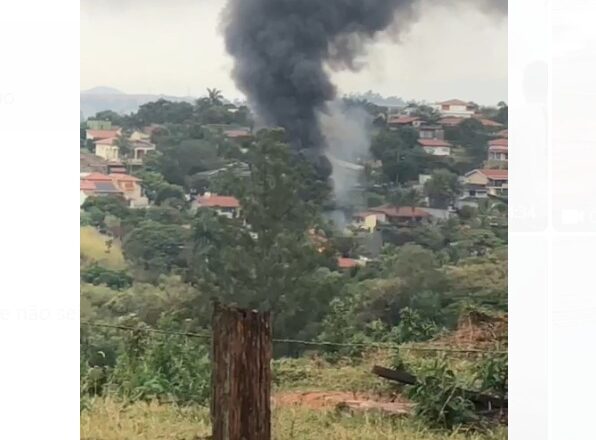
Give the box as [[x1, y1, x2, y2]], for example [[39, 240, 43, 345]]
[[81, 93, 507, 430]]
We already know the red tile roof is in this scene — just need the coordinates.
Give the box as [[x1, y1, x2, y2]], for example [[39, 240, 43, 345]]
[[80, 180, 95, 191], [387, 115, 420, 125], [109, 173, 140, 182], [95, 136, 118, 145], [477, 169, 508, 180], [87, 129, 120, 140], [370, 205, 431, 219], [197, 194, 240, 209], [418, 138, 452, 147], [497, 129, 508, 138], [337, 257, 359, 269], [489, 138, 508, 147], [83, 172, 112, 182]]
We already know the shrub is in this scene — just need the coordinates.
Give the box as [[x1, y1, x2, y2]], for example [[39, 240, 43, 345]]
[[473, 353, 508, 396], [81, 264, 133, 290], [407, 358, 477, 429]]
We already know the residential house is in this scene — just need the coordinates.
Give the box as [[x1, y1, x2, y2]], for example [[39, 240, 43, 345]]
[[95, 137, 119, 161], [368, 205, 431, 226], [418, 138, 452, 156], [464, 169, 508, 196], [434, 99, 476, 118], [86, 128, 121, 141], [497, 129, 508, 138], [487, 138, 508, 162], [81, 172, 123, 197], [192, 193, 240, 219], [109, 173, 148, 208], [417, 124, 444, 140], [129, 140, 156, 164]]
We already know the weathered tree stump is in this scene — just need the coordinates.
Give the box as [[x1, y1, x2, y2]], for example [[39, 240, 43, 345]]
[[211, 302, 272, 440]]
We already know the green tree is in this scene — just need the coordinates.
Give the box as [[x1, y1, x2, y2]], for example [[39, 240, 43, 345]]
[[388, 186, 424, 213], [188, 134, 337, 340], [424, 169, 461, 209], [122, 220, 188, 279]]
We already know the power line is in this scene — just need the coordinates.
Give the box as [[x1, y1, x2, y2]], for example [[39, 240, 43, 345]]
[[81, 321, 506, 355]]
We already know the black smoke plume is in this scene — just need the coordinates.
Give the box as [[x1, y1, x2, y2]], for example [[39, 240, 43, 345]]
[[221, 0, 506, 151], [222, 0, 420, 150]]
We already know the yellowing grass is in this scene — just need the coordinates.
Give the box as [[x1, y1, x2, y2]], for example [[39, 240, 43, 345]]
[[81, 397, 507, 440], [80, 226, 126, 270]]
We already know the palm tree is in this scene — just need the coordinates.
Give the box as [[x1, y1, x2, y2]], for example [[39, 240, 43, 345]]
[[206, 88, 224, 106], [388, 186, 423, 214]]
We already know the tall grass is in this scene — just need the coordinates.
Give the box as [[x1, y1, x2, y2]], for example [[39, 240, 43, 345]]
[[80, 226, 126, 269], [81, 397, 508, 440]]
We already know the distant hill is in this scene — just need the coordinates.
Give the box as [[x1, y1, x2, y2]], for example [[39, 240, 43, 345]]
[[81, 86, 126, 95], [80, 87, 195, 119]]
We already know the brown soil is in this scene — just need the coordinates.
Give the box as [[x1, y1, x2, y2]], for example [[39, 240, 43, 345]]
[[273, 391, 413, 415]]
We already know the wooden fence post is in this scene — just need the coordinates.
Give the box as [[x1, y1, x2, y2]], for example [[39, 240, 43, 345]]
[[211, 302, 272, 440]]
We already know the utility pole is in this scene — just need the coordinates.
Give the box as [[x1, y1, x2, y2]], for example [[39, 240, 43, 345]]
[[211, 302, 272, 440]]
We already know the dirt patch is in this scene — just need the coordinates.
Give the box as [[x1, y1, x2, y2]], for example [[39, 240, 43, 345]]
[[273, 391, 413, 415]]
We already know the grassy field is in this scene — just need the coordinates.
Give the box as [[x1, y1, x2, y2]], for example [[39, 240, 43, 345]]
[[80, 226, 126, 269], [81, 397, 507, 440], [81, 354, 506, 439]]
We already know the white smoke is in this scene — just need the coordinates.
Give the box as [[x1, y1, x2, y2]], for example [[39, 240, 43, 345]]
[[319, 101, 373, 208]]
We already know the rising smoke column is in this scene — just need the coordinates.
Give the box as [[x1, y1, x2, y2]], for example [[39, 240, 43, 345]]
[[222, 0, 507, 151], [221, 0, 418, 150]]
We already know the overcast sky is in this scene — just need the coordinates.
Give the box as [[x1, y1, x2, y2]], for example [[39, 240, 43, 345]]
[[81, 0, 507, 105]]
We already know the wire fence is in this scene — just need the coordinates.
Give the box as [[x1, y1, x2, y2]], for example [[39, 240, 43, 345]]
[[81, 321, 507, 355]]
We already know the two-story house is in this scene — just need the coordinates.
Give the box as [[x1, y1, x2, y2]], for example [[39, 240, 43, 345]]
[[464, 169, 508, 196], [434, 99, 476, 118], [418, 138, 452, 156], [94, 137, 119, 161], [487, 138, 508, 162], [417, 124, 444, 140]]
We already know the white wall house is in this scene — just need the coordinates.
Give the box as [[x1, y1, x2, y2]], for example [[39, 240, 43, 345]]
[[95, 137, 119, 161], [434, 99, 476, 118], [418, 139, 452, 156]]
